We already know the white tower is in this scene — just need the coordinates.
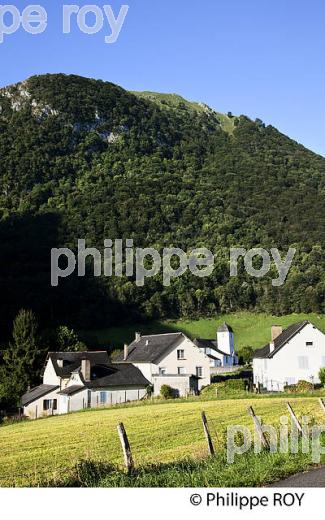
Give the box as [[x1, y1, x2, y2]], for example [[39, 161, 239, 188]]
[[217, 323, 234, 355]]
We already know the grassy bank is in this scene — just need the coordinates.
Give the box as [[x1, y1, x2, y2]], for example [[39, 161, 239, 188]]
[[70, 450, 319, 488], [0, 396, 324, 487], [86, 312, 325, 351]]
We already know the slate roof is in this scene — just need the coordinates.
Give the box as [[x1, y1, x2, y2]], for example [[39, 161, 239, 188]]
[[47, 351, 110, 378], [58, 385, 84, 396], [193, 338, 230, 357], [253, 321, 310, 359], [22, 384, 59, 406], [87, 363, 150, 388], [218, 322, 234, 333], [48, 352, 150, 388], [115, 333, 185, 363]]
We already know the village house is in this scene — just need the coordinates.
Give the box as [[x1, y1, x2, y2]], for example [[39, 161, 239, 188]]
[[194, 323, 238, 369], [22, 325, 238, 419], [253, 321, 325, 392], [115, 331, 211, 395], [22, 332, 213, 418], [22, 351, 150, 419]]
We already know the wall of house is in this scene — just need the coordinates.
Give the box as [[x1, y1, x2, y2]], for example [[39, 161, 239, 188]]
[[60, 389, 89, 413], [131, 362, 155, 383], [152, 375, 194, 397], [209, 357, 222, 368], [217, 331, 235, 356], [24, 388, 60, 419], [253, 324, 325, 391], [199, 348, 223, 368], [152, 336, 211, 389], [43, 359, 60, 385], [47, 386, 147, 416], [88, 386, 147, 407]]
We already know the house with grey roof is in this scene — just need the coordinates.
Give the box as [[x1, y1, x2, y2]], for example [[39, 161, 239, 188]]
[[22, 351, 150, 419], [253, 321, 325, 392], [194, 323, 238, 369], [115, 331, 211, 395]]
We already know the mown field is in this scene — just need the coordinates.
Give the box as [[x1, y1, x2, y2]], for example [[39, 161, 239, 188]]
[[86, 312, 325, 351], [0, 396, 324, 487]]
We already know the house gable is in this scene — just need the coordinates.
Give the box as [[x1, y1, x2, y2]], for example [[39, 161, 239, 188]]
[[253, 322, 325, 391], [253, 321, 313, 359]]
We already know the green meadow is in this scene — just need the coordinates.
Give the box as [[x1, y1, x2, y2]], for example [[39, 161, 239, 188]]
[[0, 396, 324, 487], [86, 312, 325, 352]]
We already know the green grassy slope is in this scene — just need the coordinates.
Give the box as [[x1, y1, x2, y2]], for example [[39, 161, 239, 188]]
[[0, 396, 324, 486], [131, 90, 236, 133], [87, 312, 325, 351]]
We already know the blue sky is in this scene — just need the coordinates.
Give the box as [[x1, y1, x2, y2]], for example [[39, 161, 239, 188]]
[[1, 0, 325, 155]]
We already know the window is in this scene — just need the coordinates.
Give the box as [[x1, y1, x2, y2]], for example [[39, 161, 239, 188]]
[[178, 367, 186, 375], [306, 342, 314, 347], [298, 356, 309, 369], [43, 399, 57, 411], [196, 367, 203, 377], [177, 349, 185, 360], [100, 391, 107, 404], [159, 367, 166, 375]]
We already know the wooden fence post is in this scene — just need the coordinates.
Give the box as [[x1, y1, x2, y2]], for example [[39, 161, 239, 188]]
[[286, 402, 303, 434], [319, 398, 325, 414], [201, 411, 215, 456], [117, 422, 134, 474], [247, 406, 270, 449]]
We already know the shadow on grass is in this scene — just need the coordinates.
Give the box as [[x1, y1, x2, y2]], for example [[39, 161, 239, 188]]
[[48, 448, 319, 488]]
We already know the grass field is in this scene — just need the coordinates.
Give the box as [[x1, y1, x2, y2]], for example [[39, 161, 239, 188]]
[[85, 312, 325, 351], [1, 396, 324, 487]]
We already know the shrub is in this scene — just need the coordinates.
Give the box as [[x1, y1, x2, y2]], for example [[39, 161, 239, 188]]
[[319, 368, 325, 386], [225, 379, 246, 391], [296, 380, 314, 392], [239, 346, 254, 364], [160, 385, 175, 399], [284, 380, 314, 394], [201, 378, 249, 398]]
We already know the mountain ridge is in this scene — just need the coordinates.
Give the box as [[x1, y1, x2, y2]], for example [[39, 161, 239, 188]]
[[1, 73, 322, 155], [0, 73, 324, 336]]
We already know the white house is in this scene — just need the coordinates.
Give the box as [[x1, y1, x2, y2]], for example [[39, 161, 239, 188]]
[[253, 321, 325, 392], [194, 323, 238, 369], [115, 331, 211, 395], [22, 332, 212, 418], [22, 351, 150, 419]]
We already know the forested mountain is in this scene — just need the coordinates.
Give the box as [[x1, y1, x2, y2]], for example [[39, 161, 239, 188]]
[[0, 74, 324, 339]]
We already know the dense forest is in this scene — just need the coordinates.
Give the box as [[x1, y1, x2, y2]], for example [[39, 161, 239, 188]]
[[0, 74, 324, 342]]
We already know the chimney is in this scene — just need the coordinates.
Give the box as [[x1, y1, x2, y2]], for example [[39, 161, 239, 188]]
[[124, 343, 129, 361], [57, 359, 63, 368], [270, 341, 275, 353], [271, 325, 283, 342], [135, 332, 141, 342], [81, 358, 91, 382]]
